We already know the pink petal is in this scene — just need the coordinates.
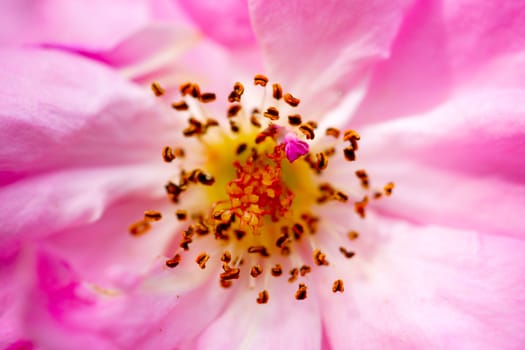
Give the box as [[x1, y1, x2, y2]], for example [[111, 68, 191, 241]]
[[176, 0, 257, 48], [196, 279, 322, 349], [0, 0, 154, 51], [358, 90, 525, 237], [360, 89, 525, 182], [0, 48, 178, 177], [0, 165, 168, 245], [21, 249, 231, 349], [353, 0, 525, 126], [249, 0, 413, 116], [319, 218, 525, 349]]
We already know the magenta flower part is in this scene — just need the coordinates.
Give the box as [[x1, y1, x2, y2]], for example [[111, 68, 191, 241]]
[[1, 1, 525, 349], [283, 133, 309, 163]]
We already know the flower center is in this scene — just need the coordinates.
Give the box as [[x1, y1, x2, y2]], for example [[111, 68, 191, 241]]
[[130, 75, 394, 303]]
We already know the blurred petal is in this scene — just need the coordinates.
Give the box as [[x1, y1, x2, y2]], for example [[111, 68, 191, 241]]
[[0, 0, 152, 51], [360, 89, 525, 182], [0, 165, 168, 245], [358, 89, 525, 237], [176, 0, 257, 48], [196, 279, 322, 350], [249, 0, 414, 116], [320, 219, 525, 349], [0, 48, 178, 176], [353, 0, 525, 126]]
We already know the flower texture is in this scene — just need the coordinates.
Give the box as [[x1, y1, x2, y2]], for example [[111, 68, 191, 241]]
[[1, 0, 525, 349]]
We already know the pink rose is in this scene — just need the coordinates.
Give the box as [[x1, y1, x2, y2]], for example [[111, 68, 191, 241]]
[[1, 1, 524, 349]]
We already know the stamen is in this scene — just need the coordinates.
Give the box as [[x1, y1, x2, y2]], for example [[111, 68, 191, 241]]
[[288, 114, 302, 126], [299, 265, 311, 276], [151, 82, 165, 97], [175, 210, 187, 220], [162, 146, 176, 162], [271, 264, 283, 276], [227, 104, 242, 118], [272, 83, 283, 100], [332, 279, 344, 293], [299, 124, 315, 140], [325, 127, 340, 138], [144, 210, 162, 221], [129, 220, 151, 236], [283, 93, 300, 107], [195, 252, 210, 269], [343, 147, 356, 161], [295, 283, 308, 300], [263, 107, 280, 121], [348, 230, 359, 240], [221, 251, 232, 263], [171, 101, 189, 111], [254, 74, 269, 86], [199, 92, 217, 103], [339, 247, 356, 259], [288, 268, 299, 283], [384, 182, 395, 196], [166, 254, 181, 268], [251, 264, 263, 277], [248, 245, 270, 257], [313, 249, 329, 266], [257, 290, 269, 304], [220, 268, 241, 281]]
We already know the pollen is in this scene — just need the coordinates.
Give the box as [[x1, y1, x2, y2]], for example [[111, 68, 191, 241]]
[[130, 74, 395, 303]]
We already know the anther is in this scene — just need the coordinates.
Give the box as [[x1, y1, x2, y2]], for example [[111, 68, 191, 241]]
[[151, 82, 165, 97], [292, 223, 305, 240], [300, 265, 311, 276], [165, 254, 181, 268], [129, 220, 151, 236], [254, 74, 269, 86], [144, 210, 162, 221], [175, 210, 187, 220], [332, 279, 344, 293], [288, 268, 299, 283], [306, 121, 318, 129], [257, 290, 269, 304], [229, 120, 240, 133], [195, 252, 210, 269], [197, 172, 215, 186], [272, 83, 283, 100], [271, 264, 283, 276], [174, 148, 185, 158], [199, 92, 216, 103], [295, 283, 308, 300], [348, 230, 359, 240], [228, 82, 244, 102], [250, 264, 263, 278], [171, 100, 189, 111], [263, 107, 280, 120], [335, 191, 349, 202], [325, 127, 341, 138], [343, 146, 356, 161], [288, 114, 302, 126], [339, 247, 356, 259], [384, 182, 394, 196], [275, 232, 290, 248], [248, 245, 270, 257], [299, 124, 315, 140], [179, 82, 192, 96], [354, 196, 369, 218], [162, 146, 176, 162], [283, 93, 300, 107], [221, 251, 232, 263], [190, 83, 201, 98], [313, 249, 329, 266], [227, 104, 242, 118], [220, 268, 241, 280], [343, 129, 360, 150], [179, 236, 193, 250], [315, 152, 328, 170], [250, 115, 262, 128], [236, 143, 248, 155], [220, 280, 233, 288], [205, 118, 219, 128]]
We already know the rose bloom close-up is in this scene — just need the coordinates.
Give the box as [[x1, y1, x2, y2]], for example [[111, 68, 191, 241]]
[[1, 0, 525, 349]]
